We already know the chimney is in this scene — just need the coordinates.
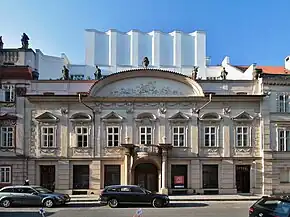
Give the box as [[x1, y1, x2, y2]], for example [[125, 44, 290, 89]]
[[285, 56, 290, 70]]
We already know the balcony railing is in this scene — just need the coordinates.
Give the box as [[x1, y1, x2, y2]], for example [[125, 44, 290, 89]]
[[0, 50, 19, 64]]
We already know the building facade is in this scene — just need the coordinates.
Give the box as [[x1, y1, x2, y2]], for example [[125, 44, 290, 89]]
[[11, 68, 263, 195]]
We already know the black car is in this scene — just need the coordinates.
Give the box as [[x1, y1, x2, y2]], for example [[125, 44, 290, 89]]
[[0, 185, 70, 208], [249, 196, 290, 217], [99, 185, 170, 208]]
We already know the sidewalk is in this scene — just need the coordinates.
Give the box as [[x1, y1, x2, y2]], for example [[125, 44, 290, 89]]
[[69, 194, 262, 202]]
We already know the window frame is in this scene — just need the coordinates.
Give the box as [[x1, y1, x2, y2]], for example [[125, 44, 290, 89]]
[[235, 126, 251, 147], [172, 126, 186, 147], [1, 85, 15, 102], [204, 126, 218, 147], [106, 126, 120, 147], [75, 126, 89, 148], [0, 166, 12, 184], [40, 126, 57, 148], [139, 126, 153, 145], [277, 94, 290, 113], [277, 128, 290, 152], [0, 126, 14, 148]]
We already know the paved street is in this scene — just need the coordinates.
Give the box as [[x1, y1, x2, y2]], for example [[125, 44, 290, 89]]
[[0, 201, 254, 217]]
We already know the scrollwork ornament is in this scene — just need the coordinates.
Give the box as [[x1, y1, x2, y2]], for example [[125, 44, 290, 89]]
[[94, 103, 102, 114], [223, 106, 231, 115], [126, 102, 134, 114]]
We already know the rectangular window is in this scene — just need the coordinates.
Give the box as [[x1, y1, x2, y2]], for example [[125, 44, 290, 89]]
[[104, 165, 121, 187], [76, 127, 89, 147], [236, 126, 249, 147], [0, 166, 11, 183], [280, 169, 290, 183], [204, 126, 217, 147], [139, 126, 152, 145], [202, 165, 219, 189], [107, 127, 119, 147], [173, 126, 185, 147], [0, 85, 15, 102], [0, 127, 14, 147], [278, 129, 290, 151], [277, 94, 290, 112], [41, 126, 55, 147], [171, 165, 188, 189]]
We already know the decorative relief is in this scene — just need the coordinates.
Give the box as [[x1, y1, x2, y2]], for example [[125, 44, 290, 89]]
[[0, 102, 15, 107], [15, 87, 27, 97], [158, 103, 167, 114], [201, 147, 222, 157], [39, 148, 60, 155], [126, 102, 134, 113], [30, 120, 37, 155], [104, 147, 124, 155], [95, 103, 102, 113], [109, 81, 184, 97], [72, 147, 92, 156], [223, 106, 231, 115], [233, 147, 253, 156]]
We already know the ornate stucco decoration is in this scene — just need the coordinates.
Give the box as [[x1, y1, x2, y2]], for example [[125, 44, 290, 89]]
[[223, 106, 231, 115], [168, 111, 190, 124], [104, 147, 124, 155], [0, 113, 17, 126], [126, 102, 134, 114], [95, 103, 102, 114], [72, 147, 93, 156], [70, 113, 92, 123], [135, 112, 157, 125], [233, 147, 254, 156], [35, 112, 59, 124], [109, 81, 184, 97], [158, 103, 167, 114]]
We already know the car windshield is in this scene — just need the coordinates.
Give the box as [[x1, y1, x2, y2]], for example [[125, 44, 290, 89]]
[[33, 187, 52, 194]]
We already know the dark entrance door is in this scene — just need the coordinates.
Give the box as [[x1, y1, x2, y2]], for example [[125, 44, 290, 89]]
[[236, 165, 251, 193], [134, 163, 158, 193], [73, 165, 90, 189], [40, 165, 55, 191]]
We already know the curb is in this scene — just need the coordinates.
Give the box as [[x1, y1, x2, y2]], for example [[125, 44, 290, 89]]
[[69, 198, 259, 203]]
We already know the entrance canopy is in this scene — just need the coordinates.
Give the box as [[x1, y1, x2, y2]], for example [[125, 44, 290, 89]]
[[89, 69, 204, 97]]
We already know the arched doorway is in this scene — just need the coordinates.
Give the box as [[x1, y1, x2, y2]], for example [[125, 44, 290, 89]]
[[134, 163, 158, 193]]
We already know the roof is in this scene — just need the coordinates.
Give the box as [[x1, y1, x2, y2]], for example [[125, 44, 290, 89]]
[[0, 65, 35, 80], [233, 65, 290, 74]]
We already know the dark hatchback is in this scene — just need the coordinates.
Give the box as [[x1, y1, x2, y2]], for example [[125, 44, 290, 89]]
[[0, 185, 70, 208], [249, 196, 290, 217], [99, 185, 170, 208]]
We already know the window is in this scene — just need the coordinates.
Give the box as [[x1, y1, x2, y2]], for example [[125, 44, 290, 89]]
[[104, 165, 120, 187], [277, 94, 290, 112], [0, 85, 14, 102], [278, 129, 290, 151], [236, 126, 249, 147], [41, 126, 55, 148], [76, 127, 88, 147], [280, 169, 290, 183], [0, 187, 14, 192], [107, 127, 119, 147], [173, 127, 185, 147], [0, 127, 14, 147], [139, 126, 152, 145], [204, 126, 217, 147], [0, 166, 11, 183], [131, 187, 144, 193]]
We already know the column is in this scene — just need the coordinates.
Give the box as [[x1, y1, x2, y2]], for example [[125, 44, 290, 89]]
[[161, 149, 168, 194]]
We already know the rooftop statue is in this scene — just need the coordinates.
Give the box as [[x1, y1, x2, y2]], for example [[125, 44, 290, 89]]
[[21, 33, 29, 49]]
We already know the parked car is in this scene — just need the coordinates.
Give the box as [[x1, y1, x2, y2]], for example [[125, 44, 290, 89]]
[[249, 196, 290, 217], [0, 185, 71, 208], [99, 185, 170, 208]]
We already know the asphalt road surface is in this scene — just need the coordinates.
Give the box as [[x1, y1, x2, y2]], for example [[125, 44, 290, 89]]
[[0, 201, 254, 217]]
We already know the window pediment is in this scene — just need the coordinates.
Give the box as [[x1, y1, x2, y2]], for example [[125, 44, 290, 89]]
[[199, 112, 221, 121], [135, 113, 157, 122], [35, 112, 59, 123], [232, 111, 253, 122], [102, 111, 124, 122], [0, 113, 17, 121], [70, 113, 92, 123], [169, 112, 190, 122]]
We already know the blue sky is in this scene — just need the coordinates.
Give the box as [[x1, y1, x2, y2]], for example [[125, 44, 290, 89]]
[[1, 0, 289, 66]]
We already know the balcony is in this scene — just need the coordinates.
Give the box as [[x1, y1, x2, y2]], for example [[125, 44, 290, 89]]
[[134, 144, 159, 158]]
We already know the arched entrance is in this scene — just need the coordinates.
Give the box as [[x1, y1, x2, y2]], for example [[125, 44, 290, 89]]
[[134, 163, 158, 193]]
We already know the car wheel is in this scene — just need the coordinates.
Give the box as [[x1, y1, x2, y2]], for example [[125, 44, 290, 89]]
[[152, 198, 163, 208], [43, 199, 54, 208], [1, 199, 11, 208], [108, 198, 119, 208]]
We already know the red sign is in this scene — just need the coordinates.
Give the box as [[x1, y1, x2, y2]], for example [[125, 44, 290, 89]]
[[174, 176, 184, 185]]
